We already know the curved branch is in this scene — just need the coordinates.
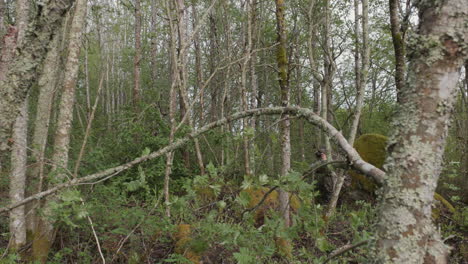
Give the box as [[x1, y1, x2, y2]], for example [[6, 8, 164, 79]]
[[0, 106, 385, 214]]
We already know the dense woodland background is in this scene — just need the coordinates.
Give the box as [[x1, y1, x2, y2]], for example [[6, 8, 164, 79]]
[[0, 0, 467, 263]]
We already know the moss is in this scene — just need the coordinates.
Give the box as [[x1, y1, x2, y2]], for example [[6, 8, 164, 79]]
[[32, 231, 52, 264], [350, 134, 455, 218], [432, 193, 456, 219], [195, 187, 217, 203], [241, 187, 301, 225], [174, 224, 201, 264], [350, 133, 387, 193], [275, 237, 293, 258]]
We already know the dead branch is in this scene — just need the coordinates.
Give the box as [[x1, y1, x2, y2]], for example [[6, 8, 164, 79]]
[[0, 106, 385, 214]]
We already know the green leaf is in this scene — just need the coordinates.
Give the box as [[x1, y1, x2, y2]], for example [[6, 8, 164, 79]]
[[142, 147, 150, 156], [316, 237, 333, 252], [233, 247, 256, 264]]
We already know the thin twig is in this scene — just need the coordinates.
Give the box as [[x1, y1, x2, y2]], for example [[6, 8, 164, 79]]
[[81, 198, 106, 264], [322, 240, 369, 264], [73, 73, 104, 178]]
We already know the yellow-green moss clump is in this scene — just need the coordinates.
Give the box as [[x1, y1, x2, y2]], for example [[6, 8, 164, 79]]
[[194, 186, 217, 204], [174, 224, 201, 264], [275, 237, 293, 259], [351, 134, 455, 219], [241, 187, 300, 225], [350, 133, 388, 193]]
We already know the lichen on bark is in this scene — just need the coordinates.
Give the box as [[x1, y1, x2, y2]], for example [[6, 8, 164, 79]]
[[372, 0, 467, 262]]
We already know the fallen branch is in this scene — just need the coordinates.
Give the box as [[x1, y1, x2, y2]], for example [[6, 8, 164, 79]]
[[0, 106, 385, 214], [322, 240, 369, 263]]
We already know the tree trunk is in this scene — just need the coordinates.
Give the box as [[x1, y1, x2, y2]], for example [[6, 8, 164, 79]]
[[9, 98, 28, 251], [274, 0, 291, 228], [191, 1, 206, 175], [8, 0, 30, 251], [327, 0, 370, 217], [241, 0, 253, 176], [374, 0, 467, 262], [348, 0, 364, 146], [133, 0, 141, 106], [0, 0, 74, 153], [32, 0, 87, 261], [151, 0, 159, 100], [163, 0, 180, 217], [25, 15, 63, 243], [389, 0, 405, 102]]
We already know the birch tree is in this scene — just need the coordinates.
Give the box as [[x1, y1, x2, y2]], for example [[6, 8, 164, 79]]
[[133, 0, 141, 105], [373, 0, 468, 262], [32, 0, 87, 261], [8, 0, 30, 251], [0, 0, 74, 154], [274, 0, 291, 228]]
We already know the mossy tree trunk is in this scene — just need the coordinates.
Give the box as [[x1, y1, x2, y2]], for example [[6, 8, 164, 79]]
[[389, 0, 406, 102], [274, 0, 291, 228], [373, 0, 467, 262]]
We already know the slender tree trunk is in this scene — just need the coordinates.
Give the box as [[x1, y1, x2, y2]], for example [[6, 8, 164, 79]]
[[274, 0, 291, 228], [133, 0, 141, 106], [9, 98, 28, 251], [220, 0, 232, 167], [163, 0, 180, 217], [151, 0, 159, 100], [208, 13, 219, 123], [0, 0, 5, 40], [462, 61, 468, 204], [327, 0, 370, 217], [9, 0, 30, 250], [32, 0, 87, 261], [249, 0, 259, 173], [26, 15, 62, 239], [348, 0, 367, 145], [389, 0, 405, 102], [373, 0, 467, 262], [241, 0, 253, 176], [191, 1, 206, 175]]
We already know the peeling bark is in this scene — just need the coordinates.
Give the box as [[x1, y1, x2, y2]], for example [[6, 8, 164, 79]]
[[374, 0, 468, 262]]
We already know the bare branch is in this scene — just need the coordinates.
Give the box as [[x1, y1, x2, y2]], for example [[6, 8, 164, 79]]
[[0, 106, 385, 214]]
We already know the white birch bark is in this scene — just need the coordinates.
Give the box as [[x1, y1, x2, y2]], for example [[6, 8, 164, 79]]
[[8, 0, 29, 250], [373, 0, 467, 262], [9, 98, 28, 250]]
